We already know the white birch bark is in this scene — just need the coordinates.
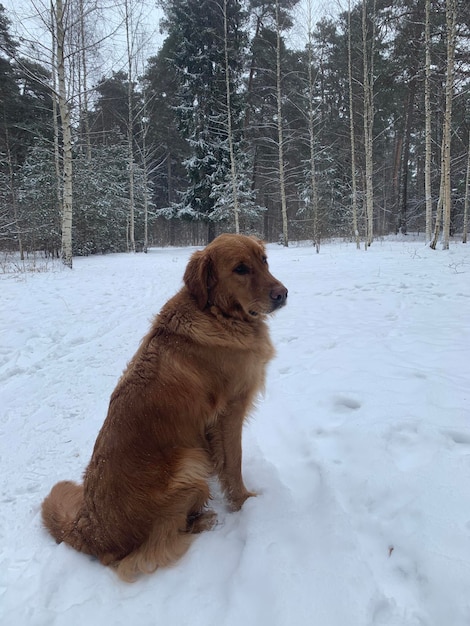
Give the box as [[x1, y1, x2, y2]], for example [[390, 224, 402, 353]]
[[55, 0, 73, 268], [348, 0, 360, 249], [442, 0, 456, 250], [430, 135, 445, 250], [362, 0, 375, 247], [124, 0, 136, 253]]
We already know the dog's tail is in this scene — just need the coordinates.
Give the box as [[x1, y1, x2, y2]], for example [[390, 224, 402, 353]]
[[41, 481, 93, 555]]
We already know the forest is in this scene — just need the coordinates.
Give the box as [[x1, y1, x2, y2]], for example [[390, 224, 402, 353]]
[[0, 0, 469, 266]]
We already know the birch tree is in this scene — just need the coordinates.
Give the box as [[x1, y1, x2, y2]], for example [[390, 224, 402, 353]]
[[348, 0, 360, 249], [430, 135, 445, 250], [119, 0, 139, 252], [54, 0, 73, 267], [362, 0, 375, 247], [441, 0, 457, 250]]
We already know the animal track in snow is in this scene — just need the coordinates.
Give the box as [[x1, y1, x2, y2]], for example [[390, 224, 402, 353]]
[[385, 423, 437, 472], [442, 430, 470, 447], [332, 395, 362, 413], [279, 335, 298, 344]]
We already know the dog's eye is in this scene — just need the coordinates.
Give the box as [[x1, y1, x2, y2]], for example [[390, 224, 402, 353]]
[[262, 255, 268, 264], [234, 264, 250, 275]]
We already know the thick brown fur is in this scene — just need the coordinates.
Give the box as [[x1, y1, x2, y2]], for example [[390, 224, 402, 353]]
[[41, 234, 287, 581]]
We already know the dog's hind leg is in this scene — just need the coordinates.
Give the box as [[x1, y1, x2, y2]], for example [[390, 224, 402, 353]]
[[114, 449, 215, 582]]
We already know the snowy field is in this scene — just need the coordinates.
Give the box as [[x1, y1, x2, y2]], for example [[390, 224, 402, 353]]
[[1, 237, 469, 626]]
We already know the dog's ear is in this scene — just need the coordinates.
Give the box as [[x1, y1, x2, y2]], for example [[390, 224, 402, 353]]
[[183, 250, 215, 310]]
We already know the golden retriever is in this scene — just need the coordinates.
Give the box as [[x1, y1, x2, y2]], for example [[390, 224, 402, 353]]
[[41, 233, 287, 581]]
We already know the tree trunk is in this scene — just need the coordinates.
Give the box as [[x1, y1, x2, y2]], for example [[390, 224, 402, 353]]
[[442, 0, 456, 250], [463, 130, 469, 244], [207, 220, 216, 244], [243, 15, 262, 135], [50, 0, 62, 258], [275, 0, 288, 247], [362, 0, 375, 247], [305, 0, 320, 251], [424, 0, 433, 242], [392, 133, 403, 232], [79, 0, 91, 161], [398, 79, 417, 235], [223, 0, 239, 233], [125, 0, 135, 253], [430, 135, 445, 250], [141, 115, 149, 252], [348, 1, 360, 249], [56, 0, 73, 268]]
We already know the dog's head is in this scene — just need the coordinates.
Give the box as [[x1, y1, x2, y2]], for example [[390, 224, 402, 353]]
[[184, 234, 287, 321]]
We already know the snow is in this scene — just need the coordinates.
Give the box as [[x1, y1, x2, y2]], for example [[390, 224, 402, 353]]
[[1, 237, 470, 626]]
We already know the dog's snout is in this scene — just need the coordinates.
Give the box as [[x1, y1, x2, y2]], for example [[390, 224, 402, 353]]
[[270, 284, 288, 306]]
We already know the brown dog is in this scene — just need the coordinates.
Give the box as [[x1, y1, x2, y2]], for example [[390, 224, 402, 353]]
[[42, 234, 287, 581]]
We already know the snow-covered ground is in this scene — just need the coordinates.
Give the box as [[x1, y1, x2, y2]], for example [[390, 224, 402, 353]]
[[1, 237, 469, 626]]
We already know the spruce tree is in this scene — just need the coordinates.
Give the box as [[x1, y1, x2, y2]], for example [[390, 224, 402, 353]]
[[160, 0, 253, 241]]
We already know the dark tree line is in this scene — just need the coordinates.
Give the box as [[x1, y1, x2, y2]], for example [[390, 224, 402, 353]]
[[0, 0, 469, 260]]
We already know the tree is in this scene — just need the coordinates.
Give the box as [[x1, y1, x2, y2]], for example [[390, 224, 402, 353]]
[[119, 0, 156, 252], [441, 0, 457, 250], [463, 130, 469, 244], [0, 5, 21, 253], [275, 0, 289, 246], [243, 0, 299, 242], [362, 0, 375, 246], [72, 141, 148, 254], [91, 72, 132, 140], [53, 0, 73, 267], [348, 0, 360, 249], [424, 0, 433, 242], [223, 0, 240, 232], [160, 0, 252, 242], [0, 6, 54, 255], [392, 0, 425, 237], [429, 0, 457, 250], [296, 0, 321, 250], [142, 40, 189, 243], [16, 141, 60, 255]]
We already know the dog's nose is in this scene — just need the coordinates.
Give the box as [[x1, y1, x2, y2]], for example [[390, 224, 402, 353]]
[[270, 284, 288, 306]]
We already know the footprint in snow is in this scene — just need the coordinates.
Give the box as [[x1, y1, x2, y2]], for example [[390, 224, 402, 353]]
[[442, 430, 470, 449], [332, 395, 362, 413]]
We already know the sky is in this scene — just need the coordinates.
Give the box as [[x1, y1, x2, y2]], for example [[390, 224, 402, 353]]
[[2, 0, 338, 75]]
